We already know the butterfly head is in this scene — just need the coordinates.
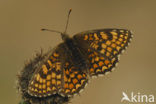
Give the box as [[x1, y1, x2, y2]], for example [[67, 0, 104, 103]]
[[61, 33, 70, 41]]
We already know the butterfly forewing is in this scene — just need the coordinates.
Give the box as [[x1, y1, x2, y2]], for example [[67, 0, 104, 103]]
[[28, 44, 65, 97], [74, 29, 132, 76], [28, 43, 88, 97]]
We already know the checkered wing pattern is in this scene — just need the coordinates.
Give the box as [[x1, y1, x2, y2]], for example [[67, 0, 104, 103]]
[[59, 61, 88, 96], [28, 44, 88, 97], [74, 29, 132, 76], [28, 44, 64, 97]]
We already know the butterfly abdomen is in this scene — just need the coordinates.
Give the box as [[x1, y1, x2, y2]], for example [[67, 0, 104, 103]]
[[65, 38, 88, 71]]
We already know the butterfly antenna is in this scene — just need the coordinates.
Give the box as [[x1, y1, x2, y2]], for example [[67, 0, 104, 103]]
[[41, 28, 63, 34], [41, 9, 72, 35], [64, 8, 72, 33]]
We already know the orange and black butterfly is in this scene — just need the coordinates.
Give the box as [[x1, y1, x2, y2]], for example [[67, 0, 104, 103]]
[[18, 9, 132, 104]]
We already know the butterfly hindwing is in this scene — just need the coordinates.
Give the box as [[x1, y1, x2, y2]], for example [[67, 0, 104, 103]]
[[87, 49, 118, 76], [74, 29, 132, 76], [59, 61, 88, 96]]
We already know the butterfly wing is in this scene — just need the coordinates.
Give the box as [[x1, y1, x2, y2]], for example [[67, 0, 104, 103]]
[[59, 60, 88, 97], [73, 29, 132, 76], [28, 43, 65, 97], [28, 43, 88, 97]]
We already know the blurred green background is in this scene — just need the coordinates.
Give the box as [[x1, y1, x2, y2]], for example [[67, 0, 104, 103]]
[[0, 0, 156, 104]]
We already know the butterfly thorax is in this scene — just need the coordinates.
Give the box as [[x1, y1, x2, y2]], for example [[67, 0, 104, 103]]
[[64, 37, 89, 73]]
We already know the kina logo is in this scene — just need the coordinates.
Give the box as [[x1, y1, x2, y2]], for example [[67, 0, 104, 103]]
[[121, 92, 155, 103]]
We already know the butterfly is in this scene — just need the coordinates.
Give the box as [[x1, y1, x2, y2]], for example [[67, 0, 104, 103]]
[[18, 9, 132, 103]]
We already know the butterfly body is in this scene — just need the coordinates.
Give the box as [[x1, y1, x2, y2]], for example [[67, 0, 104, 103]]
[[64, 37, 89, 72]]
